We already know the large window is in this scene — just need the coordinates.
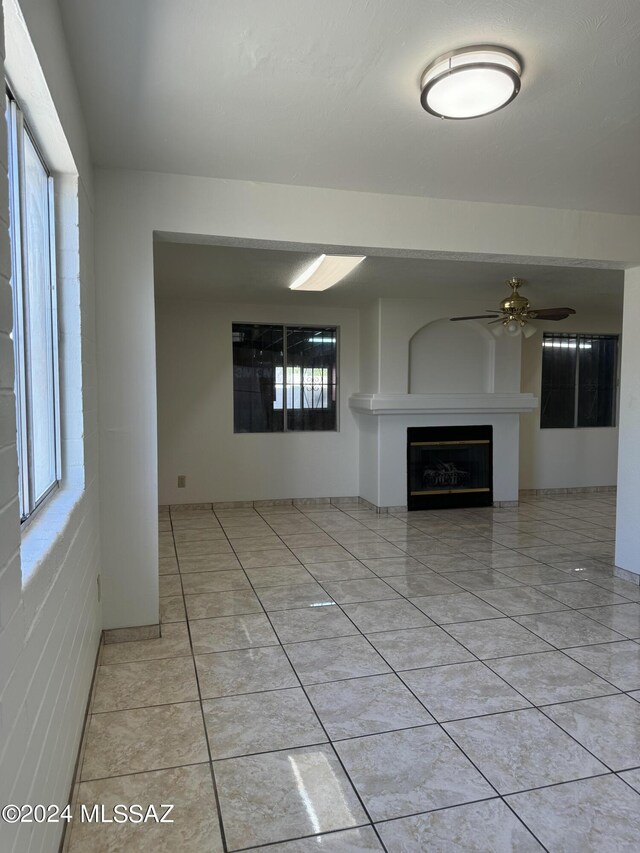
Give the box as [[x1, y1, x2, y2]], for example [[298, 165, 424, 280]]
[[232, 324, 338, 432], [6, 89, 60, 520], [540, 333, 618, 429]]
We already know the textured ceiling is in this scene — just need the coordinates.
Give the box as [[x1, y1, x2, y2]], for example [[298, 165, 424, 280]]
[[153, 241, 623, 312], [59, 0, 640, 213]]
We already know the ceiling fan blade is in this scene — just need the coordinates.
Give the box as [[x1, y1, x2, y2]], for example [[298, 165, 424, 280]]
[[488, 318, 505, 325], [450, 314, 500, 321], [529, 307, 576, 320]]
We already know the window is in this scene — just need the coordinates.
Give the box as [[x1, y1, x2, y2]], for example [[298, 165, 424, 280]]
[[540, 333, 618, 429], [232, 324, 338, 432], [6, 89, 60, 520]]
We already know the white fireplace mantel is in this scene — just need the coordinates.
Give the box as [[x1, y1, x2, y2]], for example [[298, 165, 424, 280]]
[[349, 393, 539, 416], [351, 393, 538, 508]]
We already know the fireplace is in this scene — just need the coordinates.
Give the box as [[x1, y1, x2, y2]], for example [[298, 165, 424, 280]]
[[407, 425, 493, 511]]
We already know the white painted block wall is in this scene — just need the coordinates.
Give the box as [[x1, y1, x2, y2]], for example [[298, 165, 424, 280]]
[[0, 3, 101, 851]]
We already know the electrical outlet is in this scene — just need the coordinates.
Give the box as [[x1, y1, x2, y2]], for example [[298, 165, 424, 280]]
[[177, 475, 186, 488]]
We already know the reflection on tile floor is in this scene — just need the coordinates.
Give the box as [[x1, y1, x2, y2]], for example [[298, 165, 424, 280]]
[[68, 493, 640, 851]]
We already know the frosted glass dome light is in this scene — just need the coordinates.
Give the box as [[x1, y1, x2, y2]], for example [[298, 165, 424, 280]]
[[421, 46, 521, 119]]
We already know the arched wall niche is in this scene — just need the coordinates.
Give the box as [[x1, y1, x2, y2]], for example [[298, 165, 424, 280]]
[[408, 318, 495, 393]]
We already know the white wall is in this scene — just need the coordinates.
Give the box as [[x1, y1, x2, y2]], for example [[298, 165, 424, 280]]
[[358, 300, 380, 394], [0, 3, 100, 852], [378, 299, 522, 394], [409, 319, 494, 393], [155, 299, 360, 504], [94, 166, 640, 630], [519, 312, 622, 491], [616, 267, 640, 576]]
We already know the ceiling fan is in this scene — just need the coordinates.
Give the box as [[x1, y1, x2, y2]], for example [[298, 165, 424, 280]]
[[450, 277, 576, 337]]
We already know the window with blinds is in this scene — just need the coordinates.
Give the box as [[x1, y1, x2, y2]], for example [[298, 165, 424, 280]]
[[540, 333, 618, 429], [232, 324, 338, 433]]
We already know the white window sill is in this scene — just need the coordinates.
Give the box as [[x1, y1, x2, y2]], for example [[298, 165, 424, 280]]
[[20, 486, 84, 585]]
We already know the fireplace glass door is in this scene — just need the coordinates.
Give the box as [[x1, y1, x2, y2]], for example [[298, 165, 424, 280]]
[[407, 425, 493, 510]]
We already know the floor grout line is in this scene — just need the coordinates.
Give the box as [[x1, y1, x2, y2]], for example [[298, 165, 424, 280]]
[[172, 505, 232, 853]]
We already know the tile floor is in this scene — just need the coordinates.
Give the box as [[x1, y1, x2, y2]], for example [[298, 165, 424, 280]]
[[66, 493, 640, 852]]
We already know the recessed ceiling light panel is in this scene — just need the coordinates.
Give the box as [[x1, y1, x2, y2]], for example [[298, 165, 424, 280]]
[[421, 46, 521, 119], [289, 254, 365, 291]]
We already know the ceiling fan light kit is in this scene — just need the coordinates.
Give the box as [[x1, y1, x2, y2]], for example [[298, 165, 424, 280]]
[[420, 45, 522, 119], [505, 319, 522, 336], [493, 318, 537, 338], [449, 277, 576, 336]]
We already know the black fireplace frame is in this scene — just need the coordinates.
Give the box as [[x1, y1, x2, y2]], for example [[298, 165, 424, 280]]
[[407, 425, 493, 511]]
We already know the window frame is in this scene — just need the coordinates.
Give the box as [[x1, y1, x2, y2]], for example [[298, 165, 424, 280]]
[[232, 322, 340, 434], [6, 86, 61, 523], [540, 331, 619, 430]]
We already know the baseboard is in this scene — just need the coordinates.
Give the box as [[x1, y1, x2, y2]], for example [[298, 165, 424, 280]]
[[103, 623, 160, 644], [161, 486, 615, 517], [163, 497, 521, 514], [519, 485, 616, 497], [163, 496, 365, 512], [614, 566, 640, 586], [59, 636, 103, 853]]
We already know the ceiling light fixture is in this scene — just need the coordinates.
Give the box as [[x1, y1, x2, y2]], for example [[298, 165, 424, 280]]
[[289, 254, 365, 291], [420, 46, 521, 119], [451, 278, 575, 337]]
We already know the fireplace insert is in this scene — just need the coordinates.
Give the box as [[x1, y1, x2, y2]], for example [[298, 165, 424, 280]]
[[407, 425, 493, 511]]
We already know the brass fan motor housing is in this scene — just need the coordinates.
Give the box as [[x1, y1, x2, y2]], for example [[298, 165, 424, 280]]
[[448, 276, 576, 327], [500, 277, 530, 318]]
